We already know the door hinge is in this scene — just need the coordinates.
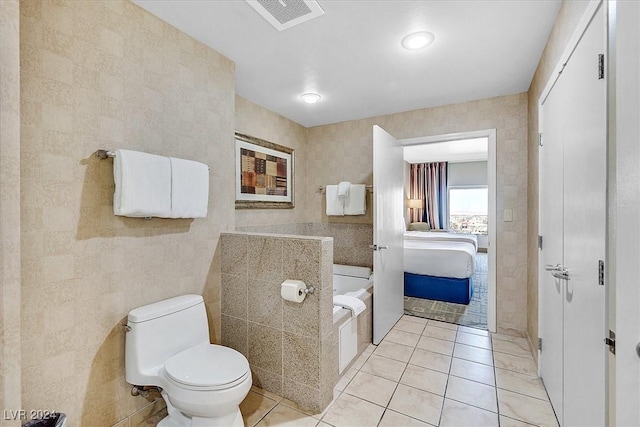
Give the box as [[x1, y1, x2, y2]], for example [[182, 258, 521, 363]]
[[598, 54, 605, 79], [598, 260, 605, 286], [538, 338, 542, 351], [538, 235, 543, 250], [538, 133, 543, 147], [605, 330, 615, 355]]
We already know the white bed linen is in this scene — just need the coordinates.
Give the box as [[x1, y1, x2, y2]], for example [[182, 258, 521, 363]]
[[404, 231, 478, 252], [404, 239, 476, 279]]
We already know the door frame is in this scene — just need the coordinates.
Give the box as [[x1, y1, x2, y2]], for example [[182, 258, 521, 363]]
[[537, 0, 603, 373], [400, 129, 497, 333], [608, 1, 640, 426]]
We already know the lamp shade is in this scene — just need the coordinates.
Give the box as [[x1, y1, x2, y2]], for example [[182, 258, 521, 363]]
[[407, 199, 422, 209]]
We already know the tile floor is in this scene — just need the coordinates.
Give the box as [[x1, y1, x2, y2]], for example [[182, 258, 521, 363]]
[[239, 315, 559, 427]]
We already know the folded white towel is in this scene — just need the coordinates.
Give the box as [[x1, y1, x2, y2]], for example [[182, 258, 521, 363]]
[[326, 185, 345, 216], [337, 181, 351, 199], [170, 157, 209, 218], [113, 149, 172, 218], [333, 295, 366, 317], [344, 184, 366, 215]]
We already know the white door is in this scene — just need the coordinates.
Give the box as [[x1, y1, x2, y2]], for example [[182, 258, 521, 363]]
[[539, 4, 606, 426], [539, 72, 566, 423], [561, 5, 606, 424], [372, 125, 404, 344]]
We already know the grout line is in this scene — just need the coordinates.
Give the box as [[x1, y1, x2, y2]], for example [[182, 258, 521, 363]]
[[438, 327, 458, 426], [495, 384, 552, 403], [491, 341, 502, 424], [444, 395, 499, 415]]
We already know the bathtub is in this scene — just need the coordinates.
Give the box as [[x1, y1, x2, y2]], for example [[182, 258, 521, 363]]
[[332, 264, 374, 371], [333, 264, 374, 297], [332, 264, 374, 314]]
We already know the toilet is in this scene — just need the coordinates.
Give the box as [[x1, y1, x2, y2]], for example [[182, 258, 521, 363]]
[[125, 294, 251, 427]]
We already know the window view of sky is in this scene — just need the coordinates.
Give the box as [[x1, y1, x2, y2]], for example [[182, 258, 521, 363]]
[[449, 188, 488, 215]]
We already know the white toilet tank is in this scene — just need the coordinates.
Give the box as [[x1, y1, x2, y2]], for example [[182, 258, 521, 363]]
[[125, 294, 210, 386]]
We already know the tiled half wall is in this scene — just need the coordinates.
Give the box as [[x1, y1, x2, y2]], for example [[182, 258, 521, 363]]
[[235, 222, 373, 269], [220, 232, 336, 412]]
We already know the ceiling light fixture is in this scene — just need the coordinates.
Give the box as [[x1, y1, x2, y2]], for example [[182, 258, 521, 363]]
[[401, 31, 435, 50], [300, 93, 321, 104]]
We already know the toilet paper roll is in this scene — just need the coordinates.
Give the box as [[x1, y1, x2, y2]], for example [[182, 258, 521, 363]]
[[281, 280, 306, 303]]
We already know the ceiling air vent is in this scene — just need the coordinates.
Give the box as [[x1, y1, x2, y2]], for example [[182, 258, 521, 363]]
[[246, 0, 325, 31]]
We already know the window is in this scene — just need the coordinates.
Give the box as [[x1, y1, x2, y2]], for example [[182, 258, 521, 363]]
[[449, 187, 488, 235]]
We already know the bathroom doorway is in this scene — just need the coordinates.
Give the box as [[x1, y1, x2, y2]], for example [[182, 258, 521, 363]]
[[400, 129, 497, 332]]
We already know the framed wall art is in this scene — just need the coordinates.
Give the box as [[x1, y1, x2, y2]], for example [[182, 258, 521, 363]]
[[235, 132, 294, 209]]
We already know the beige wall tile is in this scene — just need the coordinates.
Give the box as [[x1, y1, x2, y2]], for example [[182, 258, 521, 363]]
[[222, 314, 248, 357], [1, 0, 22, 422], [283, 332, 320, 389], [18, 1, 235, 425], [248, 322, 283, 374]]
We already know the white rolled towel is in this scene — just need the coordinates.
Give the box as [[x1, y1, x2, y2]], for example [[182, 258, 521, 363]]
[[333, 295, 366, 317]]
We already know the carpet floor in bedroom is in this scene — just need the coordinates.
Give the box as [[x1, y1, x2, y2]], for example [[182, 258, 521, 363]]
[[404, 252, 488, 330]]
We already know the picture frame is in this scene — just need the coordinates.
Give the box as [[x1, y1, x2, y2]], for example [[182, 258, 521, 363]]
[[235, 132, 294, 209]]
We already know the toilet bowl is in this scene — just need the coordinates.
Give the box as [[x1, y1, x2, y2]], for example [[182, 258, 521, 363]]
[[125, 295, 251, 427]]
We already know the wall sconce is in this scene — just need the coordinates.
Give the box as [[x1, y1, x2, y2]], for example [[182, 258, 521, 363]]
[[407, 199, 422, 209]]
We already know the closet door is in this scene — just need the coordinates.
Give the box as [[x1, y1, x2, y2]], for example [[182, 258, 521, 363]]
[[560, 4, 606, 425], [539, 3, 606, 426], [539, 71, 566, 424]]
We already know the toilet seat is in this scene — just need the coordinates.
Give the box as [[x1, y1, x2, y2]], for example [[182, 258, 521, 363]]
[[165, 343, 250, 391]]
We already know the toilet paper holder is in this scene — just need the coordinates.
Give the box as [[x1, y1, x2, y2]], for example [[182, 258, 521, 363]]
[[300, 285, 315, 295]]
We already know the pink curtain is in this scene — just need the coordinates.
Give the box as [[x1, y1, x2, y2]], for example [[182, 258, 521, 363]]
[[410, 162, 448, 229]]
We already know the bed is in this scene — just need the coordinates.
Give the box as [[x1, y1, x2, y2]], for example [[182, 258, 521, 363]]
[[403, 230, 478, 252], [403, 234, 477, 304]]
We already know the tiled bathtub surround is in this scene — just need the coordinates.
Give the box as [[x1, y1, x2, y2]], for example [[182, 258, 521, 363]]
[[236, 222, 373, 268], [220, 232, 337, 412]]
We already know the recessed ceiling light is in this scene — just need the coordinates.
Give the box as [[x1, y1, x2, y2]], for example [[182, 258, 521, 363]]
[[401, 31, 435, 50], [300, 93, 321, 104]]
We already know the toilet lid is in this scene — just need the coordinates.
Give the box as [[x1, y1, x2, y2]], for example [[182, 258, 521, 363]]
[[165, 343, 249, 388]]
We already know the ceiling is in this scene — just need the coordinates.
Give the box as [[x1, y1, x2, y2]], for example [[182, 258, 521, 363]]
[[404, 138, 488, 164], [133, 0, 561, 128]]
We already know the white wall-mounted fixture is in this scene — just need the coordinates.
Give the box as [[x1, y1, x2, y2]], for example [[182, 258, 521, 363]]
[[300, 92, 321, 104], [401, 31, 435, 50]]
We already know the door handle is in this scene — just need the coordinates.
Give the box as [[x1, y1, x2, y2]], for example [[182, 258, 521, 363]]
[[545, 264, 563, 272], [551, 269, 570, 280], [368, 244, 389, 251]]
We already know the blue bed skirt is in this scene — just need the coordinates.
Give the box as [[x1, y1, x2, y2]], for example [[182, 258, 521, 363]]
[[404, 272, 473, 305]]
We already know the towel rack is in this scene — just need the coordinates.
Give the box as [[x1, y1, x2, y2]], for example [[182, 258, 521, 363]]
[[95, 149, 211, 171], [317, 185, 373, 194], [95, 149, 115, 159]]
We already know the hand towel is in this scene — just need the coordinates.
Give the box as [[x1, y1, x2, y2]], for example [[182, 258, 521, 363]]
[[344, 184, 366, 215], [337, 181, 351, 199], [113, 149, 172, 218], [170, 157, 209, 218], [326, 185, 345, 216], [333, 295, 366, 317]]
